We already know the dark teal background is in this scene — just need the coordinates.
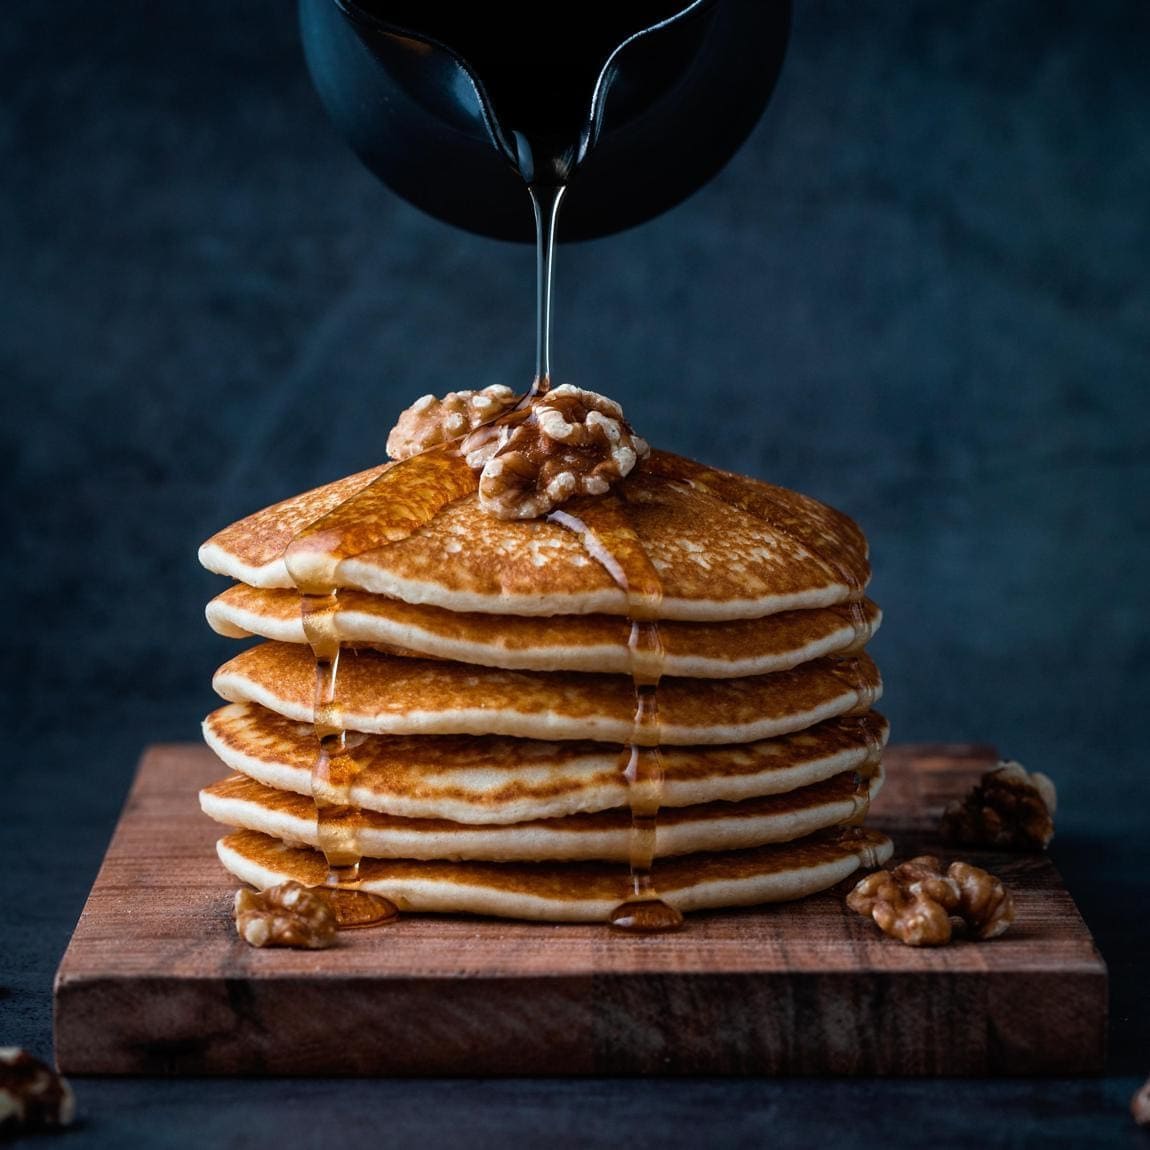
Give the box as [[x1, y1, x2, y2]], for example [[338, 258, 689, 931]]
[[2, 2, 1148, 1146]]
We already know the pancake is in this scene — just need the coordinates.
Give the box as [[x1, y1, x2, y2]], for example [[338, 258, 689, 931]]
[[200, 762, 884, 861], [198, 451, 869, 620], [204, 702, 890, 823], [213, 641, 883, 745], [198, 412, 890, 928], [216, 826, 894, 921], [207, 584, 881, 678]]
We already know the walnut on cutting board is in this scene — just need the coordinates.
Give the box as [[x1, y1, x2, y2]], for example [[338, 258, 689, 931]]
[[847, 855, 1015, 947], [234, 881, 338, 950], [940, 760, 1057, 850]]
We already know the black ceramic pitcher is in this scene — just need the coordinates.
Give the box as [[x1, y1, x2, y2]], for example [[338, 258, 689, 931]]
[[299, 0, 792, 241]]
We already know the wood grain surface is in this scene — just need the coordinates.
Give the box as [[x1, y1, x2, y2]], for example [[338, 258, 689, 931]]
[[53, 744, 1107, 1076]]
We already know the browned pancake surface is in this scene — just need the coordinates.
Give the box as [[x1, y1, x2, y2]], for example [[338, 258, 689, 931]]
[[208, 584, 880, 676], [203, 702, 888, 820], [220, 825, 892, 900], [200, 452, 870, 619], [200, 464, 388, 582], [201, 764, 879, 837], [212, 642, 882, 744], [644, 453, 869, 586]]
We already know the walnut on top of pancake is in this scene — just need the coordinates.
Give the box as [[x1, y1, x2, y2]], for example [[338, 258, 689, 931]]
[[387, 384, 650, 520], [387, 385, 520, 460]]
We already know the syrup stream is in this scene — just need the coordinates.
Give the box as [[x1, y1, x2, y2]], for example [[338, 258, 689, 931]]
[[528, 180, 679, 930], [528, 183, 565, 399]]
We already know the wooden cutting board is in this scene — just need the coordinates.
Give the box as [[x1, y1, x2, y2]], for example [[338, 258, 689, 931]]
[[53, 744, 1107, 1076]]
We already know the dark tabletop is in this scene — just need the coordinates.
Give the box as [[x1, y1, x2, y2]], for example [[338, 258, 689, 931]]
[[2, 1, 1148, 1146]]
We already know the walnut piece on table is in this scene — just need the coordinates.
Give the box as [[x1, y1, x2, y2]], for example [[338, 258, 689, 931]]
[[847, 855, 1015, 947], [0, 1048, 75, 1134], [940, 760, 1057, 850], [386, 385, 519, 461], [461, 384, 650, 519], [234, 881, 338, 950]]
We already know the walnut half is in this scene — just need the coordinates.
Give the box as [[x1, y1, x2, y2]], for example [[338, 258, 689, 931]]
[[847, 855, 1015, 947], [386, 385, 519, 461], [234, 881, 338, 949], [940, 760, 1057, 850], [461, 384, 650, 519], [0, 1049, 75, 1134]]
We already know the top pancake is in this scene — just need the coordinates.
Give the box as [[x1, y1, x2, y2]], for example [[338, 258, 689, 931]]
[[199, 450, 869, 621]]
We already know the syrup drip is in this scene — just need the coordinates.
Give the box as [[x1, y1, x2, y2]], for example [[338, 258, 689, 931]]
[[855, 660, 880, 713], [830, 586, 880, 721], [836, 712, 885, 826], [548, 499, 683, 933], [297, 590, 397, 928], [284, 448, 480, 928], [840, 598, 875, 653], [829, 596, 879, 767], [842, 826, 885, 871], [828, 656, 881, 715], [818, 576, 880, 744]]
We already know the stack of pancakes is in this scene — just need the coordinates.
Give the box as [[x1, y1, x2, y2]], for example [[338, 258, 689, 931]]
[[198, 448, 892, 923]]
